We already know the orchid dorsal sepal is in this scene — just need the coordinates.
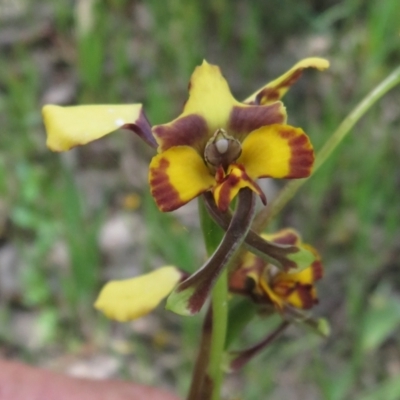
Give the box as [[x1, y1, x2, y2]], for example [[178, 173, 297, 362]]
[[203, 191, 315, 271], [42, 103, 157, 152], [94, 266, 185, 322], [166, 188, 256, 316]]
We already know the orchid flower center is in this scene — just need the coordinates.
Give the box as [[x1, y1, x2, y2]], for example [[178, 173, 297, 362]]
[[204, 129, 242, 170]]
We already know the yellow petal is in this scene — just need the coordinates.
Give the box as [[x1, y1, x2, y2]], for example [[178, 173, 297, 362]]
[[153, 61, 240, 152], [244, 57, 330, 105], [149, 145, 215, 211], [94, 266, 182, 322], [183, 60, 239, 132], [259, 277, 285, 309], [43, 104, 147, 151], [275, 268, 313, 287], [238, 124, 314, 179], [272, 277, 318, 309]]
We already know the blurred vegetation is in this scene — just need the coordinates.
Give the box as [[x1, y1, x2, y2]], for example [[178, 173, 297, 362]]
[[0, 0, 399, 399]]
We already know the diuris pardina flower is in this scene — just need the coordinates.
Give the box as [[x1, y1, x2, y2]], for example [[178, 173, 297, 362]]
[[229, 228, 323, 311], [43, 57, 328, 213], [42, 57, 328, 318], [225, 229, 324, 372], [149, 60, 320, 212]]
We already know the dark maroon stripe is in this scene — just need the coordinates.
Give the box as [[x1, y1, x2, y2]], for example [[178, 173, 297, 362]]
[[311, 260, 323, 281], [215, 173, 241, 212], [277, 69, 303, 89], [228, 102, 285, 138], [255, 89, 280, 104], [153, 114, 208, 151], [294, 283, 316, 309], [149, 158, 182, 211], [122, 109, 157, 148], [276, 127, 315, 178], [254, 69, 304, 105], [271, 232, 299, 246]]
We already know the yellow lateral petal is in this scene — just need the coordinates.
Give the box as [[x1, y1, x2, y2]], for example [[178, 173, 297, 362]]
[[149, 146, 215, 211], [94, 266, 182, 322], [43, 104, 144, 151], [238, 124, 314, 180], [244, 57, 330, 105]]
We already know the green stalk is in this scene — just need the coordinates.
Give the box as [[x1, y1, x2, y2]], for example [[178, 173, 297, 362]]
[[208, 268, 229, 400], [194, 192, 255, 400], [191, 198, 226, 400], [187, 306, 213, 400], [253, 65, 400, 231]]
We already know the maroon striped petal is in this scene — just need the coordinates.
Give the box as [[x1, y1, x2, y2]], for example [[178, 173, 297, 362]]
[[152, 114, 209, 152], [228, 102, 287, 141]]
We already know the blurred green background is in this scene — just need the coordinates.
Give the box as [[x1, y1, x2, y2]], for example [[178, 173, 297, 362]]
[[0, 0, 399, 399]]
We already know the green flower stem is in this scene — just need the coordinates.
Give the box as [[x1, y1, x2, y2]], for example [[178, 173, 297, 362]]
[[205, 190, 255, 400], [194, 192, 255, 400], [187, 306, 213, 400], [193, 198, 229, 400], [187, 198, 224, 400], [208, 268, 229, 400], [253, 65, 400, 231]]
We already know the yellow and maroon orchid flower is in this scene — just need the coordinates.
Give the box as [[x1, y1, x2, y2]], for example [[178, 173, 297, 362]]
[[229, 228, 323, 311], [42, 57, 329, 213], [150, 59, 328, 212], [42, 58, 328, 317], [226, 228, 325, 372]]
